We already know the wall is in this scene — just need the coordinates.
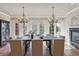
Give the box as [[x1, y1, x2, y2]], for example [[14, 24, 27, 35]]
[[0, 11, 10, 21], [10, 19, 18, 38], [28, 18, 49, 35], [59, 7, 79, 45], [9, 7, 79, 45], [10, 17, 50, 38]]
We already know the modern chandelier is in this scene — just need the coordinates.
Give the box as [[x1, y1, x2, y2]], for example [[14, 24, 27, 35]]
[[48, 7, 58, 24], [18, 6, 28, 23], [48, 7, 58, 34]]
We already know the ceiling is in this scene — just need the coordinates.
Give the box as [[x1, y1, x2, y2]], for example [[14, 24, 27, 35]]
[[0, 3, 79, 17]]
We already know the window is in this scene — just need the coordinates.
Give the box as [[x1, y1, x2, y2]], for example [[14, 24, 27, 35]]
[[49, 24, 54, 34], [32, 24, 37, 34], [23, 23, 27, 35], [39, 23, 44, 35]]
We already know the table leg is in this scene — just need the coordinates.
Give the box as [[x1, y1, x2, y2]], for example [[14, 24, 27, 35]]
[[24, 41, 27, 55], [49, 40, 52, 56], [24, 41, 31, 55]]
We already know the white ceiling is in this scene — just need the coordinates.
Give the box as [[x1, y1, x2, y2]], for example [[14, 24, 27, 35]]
[[0, 3, 79, 17]]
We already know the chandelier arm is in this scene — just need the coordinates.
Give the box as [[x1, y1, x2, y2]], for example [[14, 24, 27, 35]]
[[48, 20, 51, 25]]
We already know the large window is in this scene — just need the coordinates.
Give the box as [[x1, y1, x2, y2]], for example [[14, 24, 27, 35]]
[[32, 23, 44, 35], [32, 24, 37, 34], [23, 23, 44, 35]]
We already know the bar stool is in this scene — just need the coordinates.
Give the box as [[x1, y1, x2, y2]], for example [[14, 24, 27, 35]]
[[32, 40, 43, 56]]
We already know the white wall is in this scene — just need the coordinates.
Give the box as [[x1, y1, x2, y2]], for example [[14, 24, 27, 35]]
[[0, 11, 10, 21], [9, 7, 79, 45], [10, 17, 50, 38], [10, 19, 17, 38], [25, 18, 50, 35], [59, 7, 79, 45]]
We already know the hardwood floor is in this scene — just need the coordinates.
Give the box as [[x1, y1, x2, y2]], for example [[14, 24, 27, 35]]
[[26, 46, 50, 56], [64, 49, 79, 56], [0, 42, 79, 56], [0, 43, 11, 56], [25, 42, 79, 56]]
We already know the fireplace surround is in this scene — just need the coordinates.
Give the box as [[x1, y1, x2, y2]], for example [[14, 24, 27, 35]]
[[70, 28, 79, 48]]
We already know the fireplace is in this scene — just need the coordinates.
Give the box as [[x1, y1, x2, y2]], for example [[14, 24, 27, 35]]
[[70, 28, 79, 48]]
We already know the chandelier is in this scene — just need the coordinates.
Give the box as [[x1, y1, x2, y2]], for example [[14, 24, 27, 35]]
[[18, 6, 28, 23], [48, 7, 58, 24], [48, 7, 58, 34]]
